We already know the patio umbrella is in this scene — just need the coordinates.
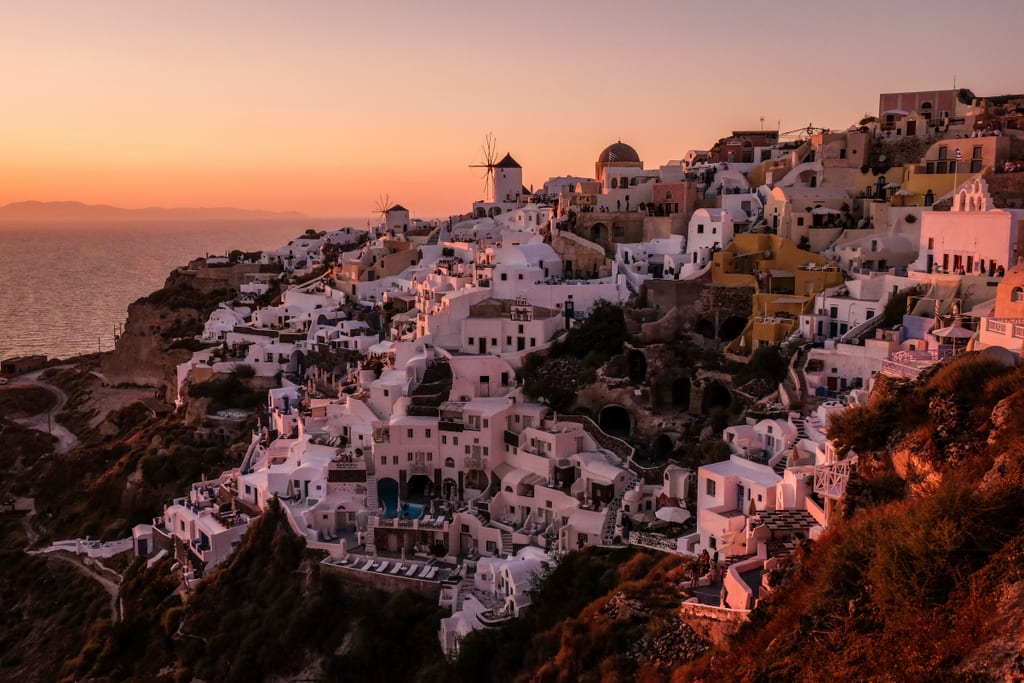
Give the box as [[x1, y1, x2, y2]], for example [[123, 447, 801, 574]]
[[631, 511, 657, 525], [655, 506, 691, 523]]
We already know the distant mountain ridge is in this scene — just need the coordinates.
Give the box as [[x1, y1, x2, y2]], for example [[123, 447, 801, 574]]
[[0, 200, 307, 222]]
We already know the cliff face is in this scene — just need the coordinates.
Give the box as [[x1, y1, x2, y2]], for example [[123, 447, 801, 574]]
[[101, 299, 197, 395], [101, 261, 257, 399]]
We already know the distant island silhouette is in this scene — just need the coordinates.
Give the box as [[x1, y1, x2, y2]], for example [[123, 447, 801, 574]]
[[0, 200, 308, 222]]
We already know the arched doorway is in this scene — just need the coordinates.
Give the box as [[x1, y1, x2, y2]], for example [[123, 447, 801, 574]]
[[598, 404, 632, 438], [653, 433, 675, 461], [701, 382, 732, 414], [627, 350, 647, 384], [719, 316, 748, 341], [377, 477, 399, 516], [407, 474, 432, 501], [442, 477, 458, 501], [672, 377, 691, 409], [591, 223, 606, 243]]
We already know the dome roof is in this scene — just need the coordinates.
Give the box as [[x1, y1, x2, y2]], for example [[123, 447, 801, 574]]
[[597, 141, 640, 164]]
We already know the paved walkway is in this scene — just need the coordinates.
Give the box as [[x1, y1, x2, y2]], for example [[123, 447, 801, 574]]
[[7, 367, 78, 453]]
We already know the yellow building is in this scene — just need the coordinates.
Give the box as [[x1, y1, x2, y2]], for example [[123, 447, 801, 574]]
[[712, 233, 844, 355]]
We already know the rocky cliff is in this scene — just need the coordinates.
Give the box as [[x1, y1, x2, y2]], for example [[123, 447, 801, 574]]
[[100, 260, 258, 399]]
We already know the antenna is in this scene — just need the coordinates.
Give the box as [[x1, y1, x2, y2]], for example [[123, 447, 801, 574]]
[[469, 132, 498, 202]]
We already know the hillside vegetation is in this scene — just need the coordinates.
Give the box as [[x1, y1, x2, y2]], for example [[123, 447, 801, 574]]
[[677, 353, 1024, 682]]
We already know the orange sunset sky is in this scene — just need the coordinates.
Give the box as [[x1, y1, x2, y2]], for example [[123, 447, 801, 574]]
[[2, 0, 1021, 220]]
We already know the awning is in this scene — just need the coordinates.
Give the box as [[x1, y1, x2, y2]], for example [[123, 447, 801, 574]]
[[883, 108, 909, 116], [811, 206, 841, 215], [769, 269, 795, 278]]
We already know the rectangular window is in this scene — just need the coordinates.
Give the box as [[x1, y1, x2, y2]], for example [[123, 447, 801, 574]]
[[392, 455, 398, 464], [483, 419, 489, 428], [506, 336, 512, 345], [697, 224, 704, 234], [797, 217, 804, 227], [381, 456, 386, 465], [442, 435, 447, 445], [467, 337, 474, 345], [425, 428, 431, 438], [453, 437, 459, 445], [407, 453, 413, 461], [500, 273, 507, 281], [705, 478, 716, 496], [938, 146, 948, 160], [407, 428, 413, 438], [972, 145, 983, 159]]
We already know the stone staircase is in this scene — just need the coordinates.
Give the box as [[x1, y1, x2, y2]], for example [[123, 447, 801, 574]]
[[500, 530, 513, 556], [601, 473, 639, 545], [364, 467, 379, 554]]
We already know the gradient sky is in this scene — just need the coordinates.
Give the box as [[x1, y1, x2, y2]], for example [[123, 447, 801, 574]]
[[2, 0, 1021, 219]]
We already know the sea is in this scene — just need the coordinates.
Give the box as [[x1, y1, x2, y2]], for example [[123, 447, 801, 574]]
[[0, 219, 365, 362]]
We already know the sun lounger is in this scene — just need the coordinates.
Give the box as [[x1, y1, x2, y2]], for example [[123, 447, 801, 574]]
[[418, 564, 432, 578], [390, 563, 404, 574], [376, 561, 390, 573], [359, 559, 374, 570], [405, 564, 419, 577]]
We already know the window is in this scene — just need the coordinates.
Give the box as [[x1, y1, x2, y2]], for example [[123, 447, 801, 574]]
[[697, 224, 705, 234], [491, 338, 497, 346], [467, 337, 474, 346], [866, 309, 875, 318], [392, 455, 398, 464], [1013, 287, 1024, 302], [928, 237, 934, 250], [506, 336, 512, 345], [830, 306, 838, 318], [453, 437, 459, 445], [839, 148, 847, 159], [797, 217, 804, 227], [381, 456, 386, 465], [442, 435, 447, 445], [244, 485, 251, 495], [500, 273, 507, 281], [445, 457, 455, 467], [483, 447, 489, 455], [972, 146, 983, 159], [465, 445, 470, 454], [938, 146, 948, 160], [407, 428, 413, 438], [705, 478, 716, 496], [425, 429, 431, 437], [518, 273, 524, 280]]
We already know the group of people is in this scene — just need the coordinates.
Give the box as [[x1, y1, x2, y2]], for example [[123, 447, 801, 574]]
[[688, 548, 721, 588], [1000, 160, 1023, 173]]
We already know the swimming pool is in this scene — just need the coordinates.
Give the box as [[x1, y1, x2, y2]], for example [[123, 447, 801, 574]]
[[383, 500, 424, 520]]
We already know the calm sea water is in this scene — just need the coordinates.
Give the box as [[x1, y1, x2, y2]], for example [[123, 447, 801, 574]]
[[0, 220, 364, 361]]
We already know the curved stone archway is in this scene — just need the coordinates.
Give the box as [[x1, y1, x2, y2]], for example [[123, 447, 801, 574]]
[[672, 377, 691, 409], [701, 381, 732, 414], [627, 350, 648, 384], [652, 433, 675, 461], [598, 404, 632, 439], [719, 316, 748, 342]]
